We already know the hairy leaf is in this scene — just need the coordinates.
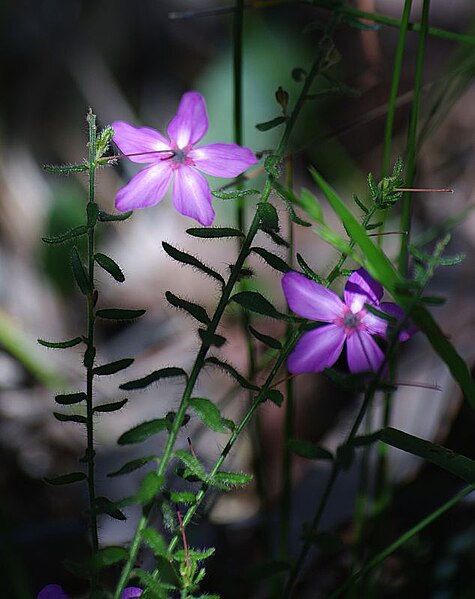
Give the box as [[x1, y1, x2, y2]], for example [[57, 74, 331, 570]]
[[96, 308, 146, 320], [205, 357, 259, 391], [118, 419, 168, 445], [93, 358, 134, 376], [71, 247, 91, 295], [231, 291, 287, 320], [212, 188, 259, 200], [98, 210, 133, 222], [162, 241, 224, 285], [38, 336, 83, 349], [95, 253, 125, 282], [257, 202, 279, 232], [142, 528, 168, 558], [107, 456, 156, 478], [250, 247, 291, 273], [256, 116, 288, 131], [186, 227, 244, 239], [53, 412, 87, 424], [175, 450, 206, 481], [120, 367, 187, 391], [42, 225, 88, 245], [93, 398, 128, 413], [189, 397, 228, 433], [55, 392, 87, 405], [248, 325, 282, 349], [166, 291, 210, 325], [288, 439, 333, 460], [44, 472, 87, 485], [198, 329, 226, 348], [91, 546, 128, 570]]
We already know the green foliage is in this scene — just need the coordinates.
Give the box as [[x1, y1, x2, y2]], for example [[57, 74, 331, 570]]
[[42, 225, 88, 245], [250, 246, 291, 273], [209, 471, 253, 490], [91, 546, 128, 570], [186, 227, 245, 239], [93, 358, 134, 376], [256, 116, 288, 131], [248, 325, 282, 349], [95, 125, 114, 161], [211, 189, 259, 200], [257, 202, 279, 232], [231, 291, 287, 320], [288, 439, 333, 460], [175, 450, 207, 481], [44, 472, 87, 485], [71, 246, 91, 295], [120, 367, 187, 391], [264, 154, 282, 177], [198, 329, 227, 348], [296, 188, 324, 223], [55, 392, 87, 405], [205, 357, 259, 391], [162, 242, 225, 285], [189, 397, 230, 433], [107, 456, 156, 478], [118, 419, 168, 445], [38, 336, 83, 349], [167, 491, 197, 504], [273, 180, 312, 227], [98, 209, 133, 222], [96, 308, 146, 320], [93, 497, 126, 521], [143, 528, 169, 558], [137, 472, 165, 504], [93, 398, 128, 413], [296, 253, 324, 284], [264, 389, 284, 406], [166, 291, 211, 325], [53, 412, 87, 425], [95, 252, 125, 282]]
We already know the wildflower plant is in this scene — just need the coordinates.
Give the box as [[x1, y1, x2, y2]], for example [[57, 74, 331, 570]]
[[36, 3, 475, 599]]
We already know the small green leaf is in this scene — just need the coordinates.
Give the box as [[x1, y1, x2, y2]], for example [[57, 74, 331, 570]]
[[353, 193, 369, 214], [205, 357, 259, 391], [107, 456, 156, 477], [83, 346, 96, 369], [168, 491, 197, 504], [118, 419, 168, 445], [53, 412, 87, 424], [209, 471, 253, 489], [44, 472, 87, 485], [264, 389, 284, 406], [421, 295, 446, 306], [142, 528, 169, 558], [186, 227, 244, 239], [189, 397, 228, 433], [95, 253, 125, 282], [288, 439, 333, 460], [162, 242, 224, 285], [42, 225, 88, 245], [44, 163, 88, 175], [71, 247, 91, 295], [173, 547, 215, 562], [298, 188, 324, 223], [38, 336, 83, 349], [93, 498, 126, 521], [120, 367, 187, 391], [296, 253, 324, 284], [265, 229, 289, 248], [248, 325, 282, 349], [264, 154, 281, 177], [257, 202, 279, 232], [175, 450, 206, 481], [98, 210, 133, 222], [93, 358, 134, 376], [95, 125, 114, 160], [212, 188, 259, 200], [55, 392, 87, 405], [198, 329, 226, 348], [256, 116, 288, 131], [292, 67, 307, 81], [273, 181, 312, 227], [91, 546, 128, 570], [87, 202, 99, 227], [231, 291, 287, 320], [165, 291, 210, 325], [251, 247, 291, 273], [93, 398, 128, 413], [137, 472, 164, 504], [96, 308, 145, 320]]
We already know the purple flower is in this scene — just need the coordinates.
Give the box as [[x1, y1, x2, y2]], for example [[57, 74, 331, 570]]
[[37, 584, 142, 599], [282, 268, 412, 374], [112, 91, 257, 225]]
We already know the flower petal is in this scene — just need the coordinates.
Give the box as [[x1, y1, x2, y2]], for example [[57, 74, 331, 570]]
[[346, 330, 384, 373], [121, 588, 143, 599], [167, 91, 208, 148], [112, 121, 171, 163], [360, 311, 387, 338], [37, 584, 69, 599], [115, 163, 173, 211], [380, 302, 417, 342], [173, 165, 215, 225], [282, 272, 344, 322], [287, 324, 346, 373], [189, 143, 257, 177], [344, 268, 384, 312]]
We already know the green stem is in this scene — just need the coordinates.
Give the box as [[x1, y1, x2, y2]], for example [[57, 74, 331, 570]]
[[398, 0, 431, 276], [328, 484, 475, 599], [86, 110, 99, 588]]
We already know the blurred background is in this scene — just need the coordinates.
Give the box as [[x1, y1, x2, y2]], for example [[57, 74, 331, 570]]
[[2, 1, 475, 597]]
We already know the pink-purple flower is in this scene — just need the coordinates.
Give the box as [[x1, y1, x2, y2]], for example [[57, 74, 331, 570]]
[[282, 268, 412, 374], [112, 91, 257, 225], [37, 584, 142, 599]]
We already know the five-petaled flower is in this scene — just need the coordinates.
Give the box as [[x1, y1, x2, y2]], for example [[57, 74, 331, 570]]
[[112, 91, 257, 225], [282, 268, 413, 374], [38, 584, 142, 599]]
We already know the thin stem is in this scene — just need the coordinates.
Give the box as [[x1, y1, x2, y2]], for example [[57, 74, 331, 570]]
[[86, 110, 99, 589], [328, 484, 475, 599], [280, 156, 294, 560], [398, 0, 431, 276]]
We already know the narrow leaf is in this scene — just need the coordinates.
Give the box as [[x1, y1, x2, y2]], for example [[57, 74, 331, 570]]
[[198, 329, 226, 348], [257, 202, 279, 232], [256, 116, 287, 131], [251, 246, 291, 273], [165, 291, 210, 325], [93, 398, 128, 413], [137, 472, 164, 504], [189, 397, 228, 433], [44, 472, 86, 485], [91, 546, 128, 569], [212, 188, 259, 200], [175, 450, 206, 481], [273, 180, 312, 227], [162, 242, 224, 285], [168, 491, 197, 504], [98, 210, 133, 222], [93, 358, 134, 376], [118, 419, 168, 445], [96, 308, 145, 320], [42, 225, 88, 245], [95, 253, 125, 282], [53, 412, 87, 424], [142, 528, 168, 558], [93, 498, 126, 521], [210, 471, 253, 489], [119, 367, 187, 391], [107, 456, 156, 478], [186, 227, 244, 239], [55, 392, 87, 405], [38, 336, 83, 349], [288, 439, 333, 461], [296, 253, 324, 284], [205, 357, 259, 391], [71, 247, 91, 295], [248, 325, 282, 349], [298, 188, 324, 223], [231, 291, 287, 320]]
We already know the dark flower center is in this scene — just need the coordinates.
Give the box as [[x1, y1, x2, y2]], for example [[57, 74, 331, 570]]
[[343, 313, 359, 328], [173, 148, 187, 163]]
